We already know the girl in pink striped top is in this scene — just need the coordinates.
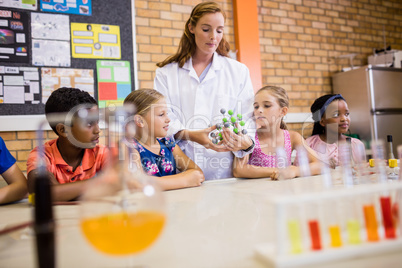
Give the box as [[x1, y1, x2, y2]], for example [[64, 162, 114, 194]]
[[233, 86, 320, 180], [306, 94, 366, 168]]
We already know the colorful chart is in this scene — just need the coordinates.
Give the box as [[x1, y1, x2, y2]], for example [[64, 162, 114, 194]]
[[0, 0, 37, 10], [40, 0, 91, 16], [0, 10, 30, 63], [71, 23, 121, 59], [41, 68, 94, 103], [96, 60, 131, 108]]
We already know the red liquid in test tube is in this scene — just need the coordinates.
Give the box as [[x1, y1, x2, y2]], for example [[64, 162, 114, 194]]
[[380, 196, 396, 239], [308, 220, 322, 250]]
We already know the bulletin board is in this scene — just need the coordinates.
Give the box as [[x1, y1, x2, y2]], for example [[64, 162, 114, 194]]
[[0, 0, 136, 130]]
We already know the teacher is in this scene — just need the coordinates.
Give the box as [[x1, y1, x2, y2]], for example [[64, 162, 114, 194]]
[[154, 1, 255, 180]]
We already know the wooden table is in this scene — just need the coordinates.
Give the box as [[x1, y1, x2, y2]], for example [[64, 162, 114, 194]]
[[1, 176, 402, 268]]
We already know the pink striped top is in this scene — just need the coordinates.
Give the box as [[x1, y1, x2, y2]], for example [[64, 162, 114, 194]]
[[248, 130, 292, 168], [305, 134, 366, 167]]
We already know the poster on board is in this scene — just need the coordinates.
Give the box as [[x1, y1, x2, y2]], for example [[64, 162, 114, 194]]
[[0, 66, 40, 104], [96, 60, 131, 108], [0, 9, 30, 63], [41, 68, 94, 103], [0, 0, 37, 10], [31, 12, 70, 67], [31, 13, 70, 40], [71, 22, 121, 59], [32, 39, 70, 66], [40, 0, 91, 16]]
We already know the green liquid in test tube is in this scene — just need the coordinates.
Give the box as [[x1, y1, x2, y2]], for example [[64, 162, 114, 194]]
[[346, 219, 361, 244], [287, 220, 303, 254]]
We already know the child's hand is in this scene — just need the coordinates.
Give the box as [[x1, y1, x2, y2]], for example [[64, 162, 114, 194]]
[[186, 170, 205, 187], [220, 127, 252, 152], [329, 157, 337, 169], [277, 166, 298, 180], [193, 126, 230, 152], [270, 168, 280, 180]]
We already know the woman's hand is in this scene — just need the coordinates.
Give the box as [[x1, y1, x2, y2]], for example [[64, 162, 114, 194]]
[[176, 126, 230, 152], [220, 127, 253, 152]]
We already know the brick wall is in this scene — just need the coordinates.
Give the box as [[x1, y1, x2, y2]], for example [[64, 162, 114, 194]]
[[258, 0, 402, 113], [1, 131, 58, 174], [2, 0, 402, 172]]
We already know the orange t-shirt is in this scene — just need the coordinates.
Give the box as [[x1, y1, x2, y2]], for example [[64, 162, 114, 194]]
[[27, 139, 108, 184]]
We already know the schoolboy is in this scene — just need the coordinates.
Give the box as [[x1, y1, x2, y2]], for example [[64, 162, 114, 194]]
[[27, 87, 108, 202]]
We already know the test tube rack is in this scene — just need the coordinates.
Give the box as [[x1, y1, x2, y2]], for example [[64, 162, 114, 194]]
[[255, 181, 402, 267]]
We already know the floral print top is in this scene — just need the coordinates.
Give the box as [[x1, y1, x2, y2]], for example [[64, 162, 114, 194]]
[[132, 137, 176, 177]]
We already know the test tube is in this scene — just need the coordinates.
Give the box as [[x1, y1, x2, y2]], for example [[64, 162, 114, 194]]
[[337, 141, 364, 244], [398, 145, 402, 182], [343, 197, 361, 245], [276, 146, 289, 169], [339, 141, 354, 187], [288, 220, 303, 253], [346, 219, 361, 244], [396, 146, 402, 234], [328, 225, 342, 247], [380, 195, 396, 239], [320, 159, 332, 189], [355, 142, 369, 184], [345, 137, 355, 166], [362, 197, 380, 242], [371, 140, 388, 183], [308, 220, 322, 250], [324, 200, 343, 248], [306, 202, 322, 250], [286, 204, 304, 254], [276, 146, 290, 182], [397, 188, 402, 237], [372, 140, 396, 239], [320, 164, 342, 247], [296, 145, 311, 178]]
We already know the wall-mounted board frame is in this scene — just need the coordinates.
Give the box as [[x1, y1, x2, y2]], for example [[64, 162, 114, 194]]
[[0, 0, 138, 131]]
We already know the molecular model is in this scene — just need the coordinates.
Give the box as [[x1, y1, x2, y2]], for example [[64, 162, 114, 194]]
[[209, 108, 247, 144]]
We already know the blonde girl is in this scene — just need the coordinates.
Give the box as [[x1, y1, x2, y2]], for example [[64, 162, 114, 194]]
[[233, 86, 320, 180], [124, 89, 204, 190]]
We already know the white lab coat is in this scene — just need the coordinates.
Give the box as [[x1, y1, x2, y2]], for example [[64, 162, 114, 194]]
[[154, 53, 255, 180]]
